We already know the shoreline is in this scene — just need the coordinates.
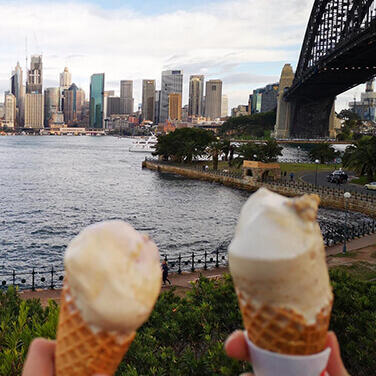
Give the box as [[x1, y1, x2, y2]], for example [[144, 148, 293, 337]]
[[143, 160, 376, 218]]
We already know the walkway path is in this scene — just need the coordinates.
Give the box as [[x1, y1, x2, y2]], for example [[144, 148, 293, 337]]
[[19, 233, 376, 306], [19, 267, 229, 306]]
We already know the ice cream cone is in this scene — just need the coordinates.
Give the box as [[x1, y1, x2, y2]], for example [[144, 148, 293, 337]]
[[55, 282, 136, 376], [229, 189, 334, 357], [237, 290, 332, 355]]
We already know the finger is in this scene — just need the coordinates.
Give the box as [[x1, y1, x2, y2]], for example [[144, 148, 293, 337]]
[[225, 330, 251, 362], [23, 338, 56, 376], [325, 332, 349, 376]]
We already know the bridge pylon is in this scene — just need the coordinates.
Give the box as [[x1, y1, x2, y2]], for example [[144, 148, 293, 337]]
[[274, 64, 294, 138]]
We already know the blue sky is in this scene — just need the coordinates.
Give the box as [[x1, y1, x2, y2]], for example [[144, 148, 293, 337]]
[[0, 0, 361, 111]]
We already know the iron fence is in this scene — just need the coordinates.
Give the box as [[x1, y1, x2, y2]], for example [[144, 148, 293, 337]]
[[144, 158, 376, 204], [0, 248, 229, 292]]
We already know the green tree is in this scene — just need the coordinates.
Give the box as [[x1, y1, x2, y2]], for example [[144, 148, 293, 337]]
[[259, 139, 283, 163], [309, 143, 339, 164], [154, 128, 216, 163], [220, 111, 276, 139], [336, 109, 362, 141], [207, 142, 223, 170], [343, 136, 376, 180], [220, 139, 231, 161], [235, 140, 282, 166]]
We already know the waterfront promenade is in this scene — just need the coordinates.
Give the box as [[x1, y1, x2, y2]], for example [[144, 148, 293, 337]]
[[143, 160, 376, 218], [18, 232, 376, 306]]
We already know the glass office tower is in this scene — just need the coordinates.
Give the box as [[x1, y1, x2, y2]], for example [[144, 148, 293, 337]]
[[90, 73, 105, 129]]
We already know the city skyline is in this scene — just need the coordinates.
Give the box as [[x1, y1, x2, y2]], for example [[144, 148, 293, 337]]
[[0, 0, 366, 112]]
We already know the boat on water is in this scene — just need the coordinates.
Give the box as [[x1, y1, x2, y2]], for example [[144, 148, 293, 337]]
[[129, 135, 157, 153]]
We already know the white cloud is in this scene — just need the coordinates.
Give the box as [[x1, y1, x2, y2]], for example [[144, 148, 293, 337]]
[[0, 0, 365, 111]]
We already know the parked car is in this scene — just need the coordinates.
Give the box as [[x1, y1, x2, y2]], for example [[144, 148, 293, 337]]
[[364, 182, 376, 190], [327, 170, 348, 184]]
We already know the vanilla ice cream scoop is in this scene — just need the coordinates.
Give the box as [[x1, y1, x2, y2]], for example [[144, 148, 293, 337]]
[[229, 188, 332, 324], [64, 220, 162, 334]]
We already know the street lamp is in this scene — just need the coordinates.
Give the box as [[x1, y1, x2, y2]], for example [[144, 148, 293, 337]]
[[253, 154, 257, 161], [343, 192, 352, 254], [297, 146, 301, 163], [315, 159, 320, 186]]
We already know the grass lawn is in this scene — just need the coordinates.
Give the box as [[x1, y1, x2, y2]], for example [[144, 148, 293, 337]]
[[189, 160, 346, 176], [280, 163, 338, 173], [350, 176, 372, 185], [331, 250, 359, 258], [332, 262, 376, 281]]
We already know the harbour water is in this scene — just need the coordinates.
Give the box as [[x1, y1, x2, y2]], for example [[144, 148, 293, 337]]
[[0, 136, 370, 272]]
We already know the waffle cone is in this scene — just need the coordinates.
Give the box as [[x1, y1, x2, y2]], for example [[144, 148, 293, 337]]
[[237, 290, 332, 355], [55, 282, 136, 376]]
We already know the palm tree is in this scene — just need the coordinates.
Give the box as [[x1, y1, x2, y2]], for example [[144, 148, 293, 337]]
[[343, 136, 376, 180], [207, 142, 223, 170], [220, 139, 231, 161], [309, 143, 338, 164]]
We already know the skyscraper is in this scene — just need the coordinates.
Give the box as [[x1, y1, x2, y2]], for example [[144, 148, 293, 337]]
[[25, 56, 44, 129], [120, 80, 134, 114], [154, 90, 161, 124], [26, 55, 43, 94], [64, 84, 85, 125], [4, 93, 16, 128], [188, 75, 204, 117], [59, 67, 72, 112], [142, 80, 156, 122], [205, 80, 222, 120], [11, 62, 24, 127], [90, 73, 105, 129], [168, 93, 182, 121], [160, 70, 183, 123], [44, 88, 60, 126], [11, 62, 23, 104], [25, 94, 44, 129], [107, 97, 121, 116], [221, 95, 228, 117], [60, 67, 72, 89]]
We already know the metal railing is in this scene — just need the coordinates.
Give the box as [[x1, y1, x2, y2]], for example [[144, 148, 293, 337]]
[[145, 158, 376, 204], [0, 248, 229, 292], [1, 216, 375, 292]]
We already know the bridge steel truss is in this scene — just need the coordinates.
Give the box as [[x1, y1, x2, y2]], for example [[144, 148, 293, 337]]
[[284, 0, 376, 137]]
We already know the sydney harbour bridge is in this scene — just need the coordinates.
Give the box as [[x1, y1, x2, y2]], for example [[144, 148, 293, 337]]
[[275, 0, 376, 138]]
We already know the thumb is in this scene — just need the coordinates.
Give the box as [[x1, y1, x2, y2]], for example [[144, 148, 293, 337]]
[[326, 332, 349, 376]]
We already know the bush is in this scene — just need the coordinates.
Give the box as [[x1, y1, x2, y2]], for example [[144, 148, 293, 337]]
[[0, 272, 375, 375]]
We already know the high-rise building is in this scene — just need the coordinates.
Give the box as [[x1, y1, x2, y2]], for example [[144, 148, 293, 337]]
[[168, 93, 182, 121], [11, 62, 24, 127], [26, 55, 43, 94], [221, 95, 228, 117], [11, 62, 23, 105], [25, 94, 44, 129], [249, 83, 279, 114], [107, 96, 121, 116], [154, 90, 161, 124], [188, 75, 204, 117], [44, 88, 60, 126], [205, 80, 222, 120], [142, 80, 156, 122], [4, 93, 16, 128], [64, 84, 85, 125], [160, 70, 183, 123], [90, 73, 105, 129], [120, 80, 134, 114], [59, 67, 72, 112], [60, 67, 72, 89], [349, 79, 376, 122]]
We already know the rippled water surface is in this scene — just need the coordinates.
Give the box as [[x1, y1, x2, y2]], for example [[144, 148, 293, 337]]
[[0, 136, 370, 272]]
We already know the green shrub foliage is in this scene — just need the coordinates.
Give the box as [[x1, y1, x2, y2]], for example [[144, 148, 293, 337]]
[[0, 272, 374, 375]]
